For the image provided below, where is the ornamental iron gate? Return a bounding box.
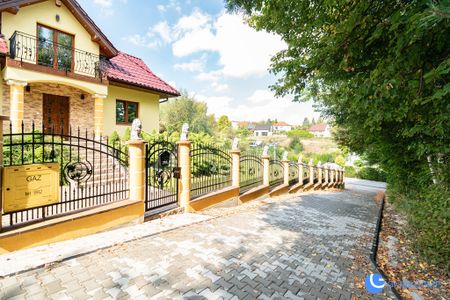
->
[145,140,179,212]
[269,160,284,188]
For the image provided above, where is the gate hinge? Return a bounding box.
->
[173,167,181,179]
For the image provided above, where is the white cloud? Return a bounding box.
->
[93,0,127,16]
[152,21,173,43]
[157,0,181,14]
[192,89,319,124]
[170,10,286,78]
[122,34,158,49]
[174,60,204,72]
[195,70,222,82]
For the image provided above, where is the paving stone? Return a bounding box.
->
[0,179,394,300]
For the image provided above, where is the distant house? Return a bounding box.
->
[254,124,273,137]
[231,121,239,129]
[273,121,292,132]
[309,123,331,137]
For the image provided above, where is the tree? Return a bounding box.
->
[302,117,310,128]
[226,0,450,264]
[217,115,232,132]
[311,118,316,125]
[160,93,215,135]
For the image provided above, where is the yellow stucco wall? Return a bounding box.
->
[2,0,99,57]
[104,85,160,137]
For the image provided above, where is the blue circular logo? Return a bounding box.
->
[365,274,385,294]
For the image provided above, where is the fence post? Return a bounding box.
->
[262,153,270,186]
[177,138,191,211]
[298,156,303,186]
[330,168,335,187]
[282,161,289,186]
[317,162,323,187]
[309,160,314,184]
[0,115,8,231]
[127,139,146,203]
[324,166,329,188]
[231,149,240,188]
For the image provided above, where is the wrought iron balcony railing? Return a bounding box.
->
[9,31,107,79]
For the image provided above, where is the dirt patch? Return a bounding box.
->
[377,198,449,299]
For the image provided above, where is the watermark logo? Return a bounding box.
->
[365,274,385,294]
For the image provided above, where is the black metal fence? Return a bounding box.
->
[288,162,299,185]
[190,143,232,199]
[2,121,129,229]
[145,140,179,212]
[240,151,263,193]
[269,160,284,187]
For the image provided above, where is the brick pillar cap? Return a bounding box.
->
[0,115,9,121]
[230,149,241,154]
[126,139,146,145]
[261,155,270,159]
[176,140,191,146]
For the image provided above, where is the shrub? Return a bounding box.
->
[357,167,387,182]
[287,129,314,139]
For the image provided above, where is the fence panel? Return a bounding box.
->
[240,152,263,193]
[269,160,284,187]
[2,121,129,229]
[288,162,299,185]
[145,140,179,212]
[190,144,231,199]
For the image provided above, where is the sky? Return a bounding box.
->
[78,0,320,125]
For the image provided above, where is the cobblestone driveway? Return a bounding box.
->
[0,179,394,299]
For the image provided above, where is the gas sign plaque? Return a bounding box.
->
[3,163,60,213]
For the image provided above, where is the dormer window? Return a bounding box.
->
[37,24,74,72]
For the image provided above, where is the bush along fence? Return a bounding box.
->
[0,121,344,252]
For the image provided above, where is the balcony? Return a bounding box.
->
[9,31,107,80]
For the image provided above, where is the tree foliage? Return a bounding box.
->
[226,0,450,264]
[160,93,215,135]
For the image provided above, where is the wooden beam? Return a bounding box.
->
[5,6,19,14]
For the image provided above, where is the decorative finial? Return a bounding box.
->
[282,151,288,161]
[298,155,303,164]
[318,161,322,167]
[309,159,313,166]
[180,123,189,141]
[232,137,239,150]
[130,119,142,140]
[262,145,269,156]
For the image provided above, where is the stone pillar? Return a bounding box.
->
[324,166,329,187]
[298,156,304,186]
[309,160,314,184]
[94,94,107,139]
[177,140,191,210]
[7,80,27,133]
[330,168,335,186]
[127,140,146,203]
[282,160,289,185]
[262,154,270,186]
[231,150,240,187]
[0,115,9,231]
[317,162,323,186]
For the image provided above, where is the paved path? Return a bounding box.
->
[0,179,394,299]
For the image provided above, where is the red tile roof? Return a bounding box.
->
[104,52,180,97]
[309,123,328,132]
[0,35,8,55]
[274,121,291,126]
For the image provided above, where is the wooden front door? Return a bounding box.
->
[43,94,69,134]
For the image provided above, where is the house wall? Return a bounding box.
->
[104,85,160,137]
[2,0,100,58]
[1,81,94,132]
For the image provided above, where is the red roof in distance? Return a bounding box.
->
[274,121,291,126]
[309,123,328,132]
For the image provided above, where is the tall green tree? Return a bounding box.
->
[226,0,450,264]
[302,117,310,128]
[160,93,215,135]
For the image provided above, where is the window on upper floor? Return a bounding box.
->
[116,100,139,125]
[37,24,74,72]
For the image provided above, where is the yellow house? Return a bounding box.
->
[0,0,179,137]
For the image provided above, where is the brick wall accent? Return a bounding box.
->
[2,82,94,132]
